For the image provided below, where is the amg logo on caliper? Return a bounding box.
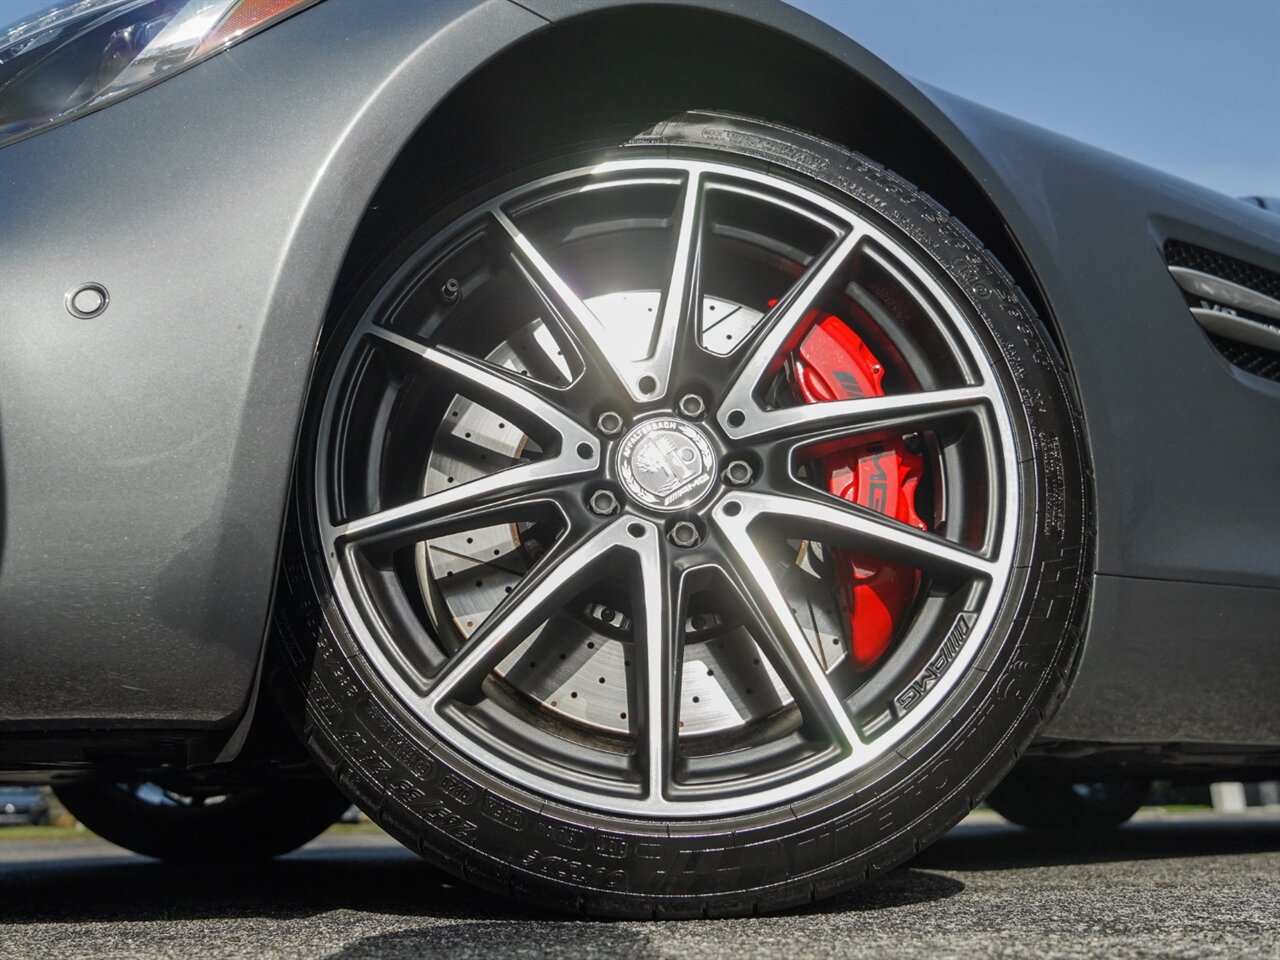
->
[832,368,865,398]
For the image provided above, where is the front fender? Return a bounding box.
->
[0,0,545,728]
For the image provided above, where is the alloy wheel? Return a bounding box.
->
[314,157,1019,818]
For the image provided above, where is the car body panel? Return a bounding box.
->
[0,0,543,727]
[1050,575,1280,745]
[0,0,1275,754]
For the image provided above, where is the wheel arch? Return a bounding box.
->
[323,3,1058,346]
[243,0,1086,754]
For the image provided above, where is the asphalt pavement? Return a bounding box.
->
[1,810,1277,960]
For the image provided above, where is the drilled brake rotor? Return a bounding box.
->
[415,291,849,738]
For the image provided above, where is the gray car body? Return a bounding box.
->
[0,0,1276,770]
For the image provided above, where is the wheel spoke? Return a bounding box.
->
[734,489,998,582]
[716,227,863,429]
[631,535,684,805]
[333,324,600,551]
[363,324,592,449]
[333,463,569,552]
[712,505,864,754]
[424,517,640,708]
[490,208,643,403]
[646,169,705,396]
[725,384,993,444]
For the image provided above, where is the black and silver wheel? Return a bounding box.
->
[54,778,350,862]
[987,777,1150,830]
[275,112,1089,915]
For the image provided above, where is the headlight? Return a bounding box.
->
[0,0,322,149]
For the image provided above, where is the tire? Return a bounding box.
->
[54,779,351,863]
[987,777,1150,830]
[272,111,1091,916]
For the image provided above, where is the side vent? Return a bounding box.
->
[1165,240,1280,382]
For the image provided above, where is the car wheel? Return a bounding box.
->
[273,111,1090,916]
[53,779,350,862]
[986,777,1151,830]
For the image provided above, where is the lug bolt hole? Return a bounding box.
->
[576,442,594,460]
[727,409,746,428]
[638,375,658,395]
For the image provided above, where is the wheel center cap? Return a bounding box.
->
[616,417,716,511]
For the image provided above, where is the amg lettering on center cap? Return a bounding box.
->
[616,417,715,511]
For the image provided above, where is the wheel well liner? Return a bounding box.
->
[329,6,1051,335]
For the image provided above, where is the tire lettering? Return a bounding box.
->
[518,849,627,889]
[439,773,478,806]
[534,822,589,851]
[481,795,528,832]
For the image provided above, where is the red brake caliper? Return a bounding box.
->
[789,315,926,670]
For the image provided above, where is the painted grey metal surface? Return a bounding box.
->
[918,86,1280,587]
[0,0,1275,750]
[0,0,543,726]
[1049,575,1280,745]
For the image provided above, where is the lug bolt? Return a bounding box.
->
[668,520,701,548]
[722,459,754,486]
[438,277,460,304]
[597,411,624,436]
[677,394,706,419]
[588,489,620,517]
